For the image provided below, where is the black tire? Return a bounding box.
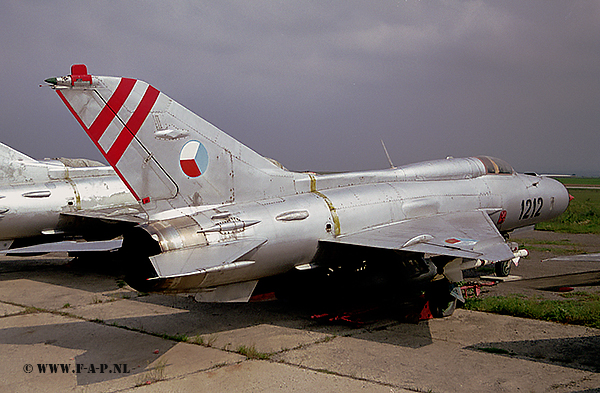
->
[495,260,511,277]
[428,279,459,318]
[431,296,457,318]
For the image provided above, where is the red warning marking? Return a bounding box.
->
[497,210,507,225]
[445,238,460,244]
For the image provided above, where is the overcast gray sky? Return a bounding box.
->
[1,1,599,175]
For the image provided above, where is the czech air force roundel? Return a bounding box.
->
[180,140,208,177]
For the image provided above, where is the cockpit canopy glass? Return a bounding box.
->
[476,156,514,175]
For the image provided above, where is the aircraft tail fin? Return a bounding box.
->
[47,65,299,212]
[0,142,37,164]
[0,142,46,184]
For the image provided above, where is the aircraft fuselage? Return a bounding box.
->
[132,157,569,293]
[0,159,137,249]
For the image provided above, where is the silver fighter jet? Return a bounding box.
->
[45,65,570,314]
[0,141,138,253]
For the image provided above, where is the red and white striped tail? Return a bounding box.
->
[48,65,299,211]
[54,66,177,205]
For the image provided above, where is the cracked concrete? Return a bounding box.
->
[0,244,599,392]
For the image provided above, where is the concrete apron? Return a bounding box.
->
[0,261,599,392]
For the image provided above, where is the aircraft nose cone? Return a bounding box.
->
[546,177,571,219]
[45,77,58,85]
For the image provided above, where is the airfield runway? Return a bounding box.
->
[1,231,599,392]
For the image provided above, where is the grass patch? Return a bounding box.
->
[190,334,218,347]
[236,345,271,360]
[557,177,600,186]
[22,306,43,314]
[536,189,600,234]
[159,333,188,342]
[465,294,600,329]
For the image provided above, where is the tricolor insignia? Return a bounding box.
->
[444,238,478,246]
[180,140,209,177]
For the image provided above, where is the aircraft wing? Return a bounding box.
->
[322,210,514,262]
[1,239,123,254]
[0,208,143,255]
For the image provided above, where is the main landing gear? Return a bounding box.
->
[427,278,464,318]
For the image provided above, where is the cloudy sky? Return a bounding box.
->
[1,1,599,175]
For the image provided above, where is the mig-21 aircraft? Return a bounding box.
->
[44,65,570,315]
[0,141,138,253]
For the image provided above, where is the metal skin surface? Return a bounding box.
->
[46,65,570,302]
[0,142,137,250]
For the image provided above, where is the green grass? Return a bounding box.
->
[464,292,600,329]
[159,333,188,342]
[236,345,271,360]
[556,177,600,186]
[536,189,600,234]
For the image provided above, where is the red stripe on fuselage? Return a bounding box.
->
[106,85,160,166]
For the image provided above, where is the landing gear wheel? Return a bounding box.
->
[431,296,457,318]
[495,260,511,277]
[428,279,460,318]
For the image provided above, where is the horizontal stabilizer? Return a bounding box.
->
[324,210,514,262]
[1,239,123,254]
[149,238,267,279]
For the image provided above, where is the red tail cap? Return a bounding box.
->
[70,64,92,85]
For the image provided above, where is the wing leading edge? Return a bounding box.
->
[322,210,514,262]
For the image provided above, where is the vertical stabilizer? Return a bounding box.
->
[47,65,300,213]
[0,142,48,184]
